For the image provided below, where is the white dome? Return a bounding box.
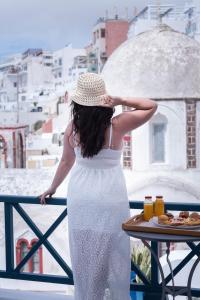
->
[102,24,200,99]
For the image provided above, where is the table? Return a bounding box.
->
[126,231,200,300]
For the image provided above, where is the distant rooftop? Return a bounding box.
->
[95,15,128,25]
[129,3,197,24]
[22,48,43,59]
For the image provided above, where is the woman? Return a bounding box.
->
[39,73,157,300]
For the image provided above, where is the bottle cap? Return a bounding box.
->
[145,196,152,199]
[156,195,163,198]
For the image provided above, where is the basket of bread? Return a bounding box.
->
[152,211,200,229]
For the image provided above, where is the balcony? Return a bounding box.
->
[0,195,200,299]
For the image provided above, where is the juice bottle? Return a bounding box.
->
[143,196,153,221]
[154,195,165,216]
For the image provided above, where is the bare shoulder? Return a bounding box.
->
[111,116,124,139]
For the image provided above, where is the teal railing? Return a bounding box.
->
[1,195,200,299]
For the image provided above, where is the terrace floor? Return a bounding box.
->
[0,288,73,300]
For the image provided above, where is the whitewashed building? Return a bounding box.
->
[0,49,54,113]
[52,44,87,89]
[0,55,21,112]
[102,23,200,204]
[17,49,54,112]
[67,55,88,88]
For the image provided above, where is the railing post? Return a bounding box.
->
[4,202,14,272]
[143,241,164,300]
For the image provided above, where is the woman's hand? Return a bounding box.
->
[100,95,122,108]
[38,187,56,205]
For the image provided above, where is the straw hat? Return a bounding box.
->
[70,73,108,106]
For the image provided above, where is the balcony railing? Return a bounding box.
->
[0,195,200,299]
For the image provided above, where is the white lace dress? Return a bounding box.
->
[67,123,131,300]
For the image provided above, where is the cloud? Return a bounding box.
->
[0,0,189,58]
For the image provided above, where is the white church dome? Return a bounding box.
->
[102,24,200,99]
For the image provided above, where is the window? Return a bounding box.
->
[16,238,43,273]
[152,124,166,162]
[97,30,99,39]
[23,64,27,71]
[16,239,29,272]
[44,55,52,59]
[101,28,105,38]
[44,63,52,67]
[52,133,59,144]
[21,96,26,101]
[151,113,167,163]
[58,58,62,66]
[30,239,42,273]
[58,72,62,78]
[13,82,17,87]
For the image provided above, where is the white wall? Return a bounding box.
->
[26,57,53,91]
[132,101,186,171]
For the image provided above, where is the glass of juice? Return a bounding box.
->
[144,196,153,221]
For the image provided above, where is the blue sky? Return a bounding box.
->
[0,0,187,60]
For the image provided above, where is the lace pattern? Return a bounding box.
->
[67,129,131,299]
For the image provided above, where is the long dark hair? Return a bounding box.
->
[71,101,114,158]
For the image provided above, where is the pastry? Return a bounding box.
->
[165,212,174,219]
[179,211,189,218]
[189,212,200,220]
[157,212,200,227]
[158,215,170,225]
[169,217,185,226]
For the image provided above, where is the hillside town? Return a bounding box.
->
[0,1,200,171]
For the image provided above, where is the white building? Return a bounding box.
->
[88,16,129,73]
[0,67,18,112]
[0,49,54,113]
[102,23,200,204]
[52,44,87,89]
[67,55,88,88]
[128,1,200,42]
[18,48,54,112]
[0,55,21,112]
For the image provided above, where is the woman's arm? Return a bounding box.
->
[102,96,157,134]
[39,122,75,204]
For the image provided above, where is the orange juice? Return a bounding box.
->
[154,196,165,216]
[144,196,153,221]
